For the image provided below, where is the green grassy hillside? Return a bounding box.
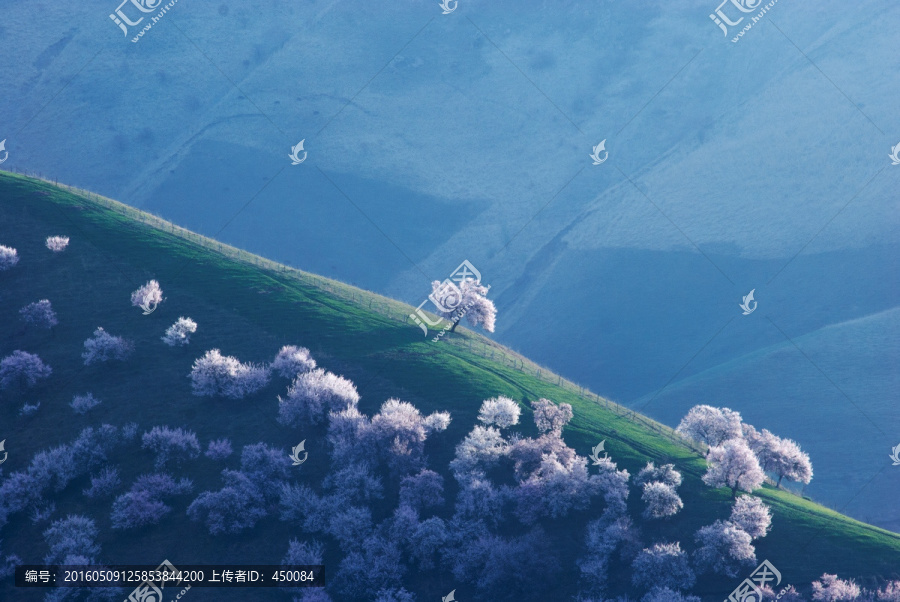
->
[1,170,897,601]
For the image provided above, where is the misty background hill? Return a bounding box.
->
[1,0,897,530]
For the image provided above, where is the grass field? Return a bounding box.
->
[1,170,897,601]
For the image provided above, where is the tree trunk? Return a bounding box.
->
[776,474,784,488]
[731,485,739,499]
[449,320,459,333]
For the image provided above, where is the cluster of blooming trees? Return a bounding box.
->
[70,392,102,414]
[635,462,683,520]
[677,404,813,496]
[189,349,270,398]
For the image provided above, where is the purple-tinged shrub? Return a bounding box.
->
[131,279,164,313]
[641,482,683,519]
[30,502,56,524]
[45,236,70,252]
[82,327,133,365]
[239,442,290,494]
[0,350,52,390]
[142,426,201,468]
[190,349,270,399]
[278,368,359,426]
[641,587,701,602]
[162,317,197,347]
[633,462,683,489]
[272,345,316,378]
[367,399,431,474]
[811,574,862,601]
[19,401,40,416]
[877,582,900,601]
[327,407,370,465]
[0,541,21,580]
[577,513,638,596]
[70,392,101,415]
[374,588,417,602]
[478,396,521,428]
[631,542,695,591]
[399,469,444,512]
[29,445,78,492]
[693,520,756,578]
[282,539,325,595]
[0,245,19,270]
[0,471,44,514]
[333,535,405,600]
[531,398,573,434]
[730,495,772,539]
[424,410,451,434]
[408,516,448,570]
[450,425,508,475]
[322,463,383,503]
[43,515,99,564]
[515,454,602,524]
[19,300,58,329]
[205,438,233,461]
[121,422,139,441]
[70,424,123,472]
[187,470,267,535]
[110,473,193,530]
[83,467,121,499]
[326,506,374,552]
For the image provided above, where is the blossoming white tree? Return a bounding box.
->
[190,349,270,399]
[641,481,683,519]
[130,279,164,313]
[811,574,862,601]
[746,426,813,488]
[702,438,765,498]
[0,245,19,270]
[277,367,359,426]
[729,495,772,539]
[477,396,521,429]
[531,398,574,434]
[634,462,683,489]
[45,236,69,252]
[693,519,756,577]
[676,405,743,448]
[429,278,496,333]
[631,542,695,591]
[19,300,58,330]
[272,345,317,378]
[161,317,197,347]
[82,327,133,365]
